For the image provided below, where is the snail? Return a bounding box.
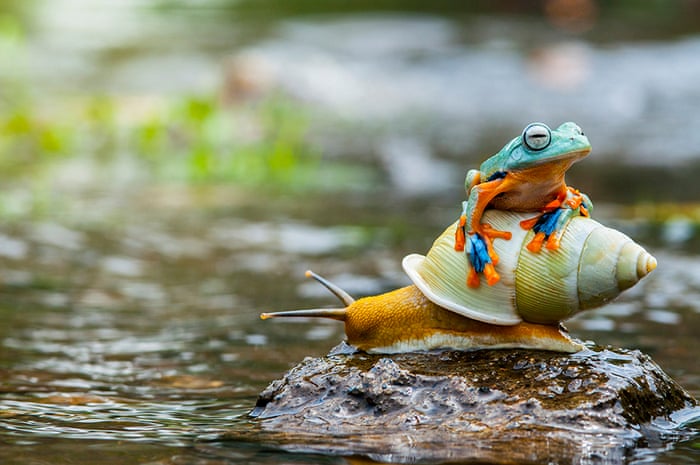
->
[261,209,656,353]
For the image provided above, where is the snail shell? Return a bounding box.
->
[403,209,656,326]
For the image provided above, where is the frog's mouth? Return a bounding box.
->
[530,147,591,166]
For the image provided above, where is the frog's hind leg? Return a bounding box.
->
[521,188,592,253]
[480,223,512,265]
[565,188,593,217]
[528,209,566,252]
[546,189,593,250]
[462,209,511,288]
[519,196,559,252]
[466,232,500,287]
[463,176,515,247]
[456,176,516,286]
[455,207,510,287]
[544,204,586,250]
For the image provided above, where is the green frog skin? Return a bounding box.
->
[454,122,592,287]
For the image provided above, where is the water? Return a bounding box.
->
[1,1,700,463]
[0,188,697,464]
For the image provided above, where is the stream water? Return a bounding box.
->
[1,1,700,464]
[0,188,698,464]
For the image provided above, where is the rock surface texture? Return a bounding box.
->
[245,343,699,464]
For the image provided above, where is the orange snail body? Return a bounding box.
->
[261,273,583,354]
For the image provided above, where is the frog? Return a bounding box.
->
[454,122,592,288]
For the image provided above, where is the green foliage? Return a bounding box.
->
[0,5,322,193]
[0,4,377,216]
[0,89,324,191]
[0,104,72,176]
[129,93,321,188]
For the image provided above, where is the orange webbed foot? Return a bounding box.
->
[580,204,590,217]
[467,267,481,288]
[526,232,546,253]
[522,187,592,254]
[566,187,592,217]
[463,223,512,287]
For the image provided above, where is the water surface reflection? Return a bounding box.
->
[0,189,697,464]
[1,1,700,463]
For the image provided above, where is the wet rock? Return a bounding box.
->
[244,343,699,464]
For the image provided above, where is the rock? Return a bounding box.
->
[242,343,699,464]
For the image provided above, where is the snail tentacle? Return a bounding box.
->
[304,270,355,306]
[261,308,347,321]
[260,271,354,321]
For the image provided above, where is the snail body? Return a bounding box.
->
[261,210,656,354]
[262,276,584,353]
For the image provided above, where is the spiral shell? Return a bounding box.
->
[402,210,656,326]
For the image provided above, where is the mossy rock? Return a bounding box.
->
[241,343,699,464]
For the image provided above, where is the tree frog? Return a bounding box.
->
[455,122,592,288]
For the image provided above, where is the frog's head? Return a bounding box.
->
[490,122,591,172]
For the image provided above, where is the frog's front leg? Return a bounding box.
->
[455,168,483,252]
[520,187,592,252]
[465,223,512,287]
[455,175,514,287]
[464,169,481,195]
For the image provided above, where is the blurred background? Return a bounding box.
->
[0,1,699,464]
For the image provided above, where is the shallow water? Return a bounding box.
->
[1,1,700,463]
[0,188,698,464]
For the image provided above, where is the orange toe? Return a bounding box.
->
[467,268,481,288]
[545,234,561,250]
[543,198,562,211]
[527,232,546,253]
[455,228,466,252]
[520,216,540,230]
[483,263,500,286]
[454,215,467,251]
[482,223,512,240]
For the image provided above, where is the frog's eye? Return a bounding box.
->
[522,123,551,151]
